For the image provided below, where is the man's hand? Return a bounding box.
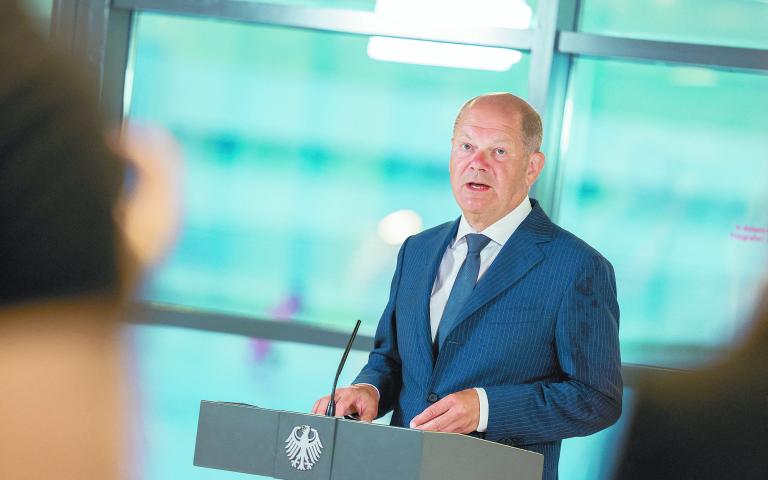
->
[409,388,480,434]
[311,384,379,422]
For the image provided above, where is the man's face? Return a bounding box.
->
[449,101,543,228]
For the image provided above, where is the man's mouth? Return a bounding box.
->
[466,182,491,192]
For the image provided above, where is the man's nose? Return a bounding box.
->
[470,150,489,170]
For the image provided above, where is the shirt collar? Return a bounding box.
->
[454,195,532,248]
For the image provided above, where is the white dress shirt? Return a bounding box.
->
[429,196,532,432]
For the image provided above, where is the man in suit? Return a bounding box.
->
[312,93,622,479]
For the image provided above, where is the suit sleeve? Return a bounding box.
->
[483,254,623,444]
[352,238,407,418]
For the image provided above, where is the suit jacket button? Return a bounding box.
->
[427,393,439,403]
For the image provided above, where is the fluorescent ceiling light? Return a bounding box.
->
[367,0,532,71]
[368,37,523,71]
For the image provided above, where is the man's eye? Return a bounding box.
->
[461,143,472,151]
[495,148,506,155]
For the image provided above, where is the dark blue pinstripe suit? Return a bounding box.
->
[354,199,622,480]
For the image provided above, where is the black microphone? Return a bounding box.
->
[325,319,362,417]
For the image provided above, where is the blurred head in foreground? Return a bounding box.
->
[616,290,768,479]
[0,1,180,478]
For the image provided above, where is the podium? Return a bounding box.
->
[194,400,543,480]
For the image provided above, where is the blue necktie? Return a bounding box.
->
[436,233,492,350]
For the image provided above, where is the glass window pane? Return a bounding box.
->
[579,0,768,49]
[557,58,768,367]
[127,13,530,334]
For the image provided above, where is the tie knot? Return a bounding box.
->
[465,233,491,254]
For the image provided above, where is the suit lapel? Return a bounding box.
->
[438,202,554,344]
[417,219,460,367]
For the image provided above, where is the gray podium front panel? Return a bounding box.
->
[194,402,337,479]
[422,433,544,480]
[195,401,544,480]
[194,402,280,476]
[331,419,424,480]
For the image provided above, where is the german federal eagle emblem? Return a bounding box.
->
[285,425,323,471]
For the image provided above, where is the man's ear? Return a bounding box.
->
[113,124,182,272]
[526,151,545,185]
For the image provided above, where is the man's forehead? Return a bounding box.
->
[455,105,522,140]
[454,124,517,143]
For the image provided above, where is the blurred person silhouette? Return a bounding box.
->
[0,1,181,479]
[615,290,768,479]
